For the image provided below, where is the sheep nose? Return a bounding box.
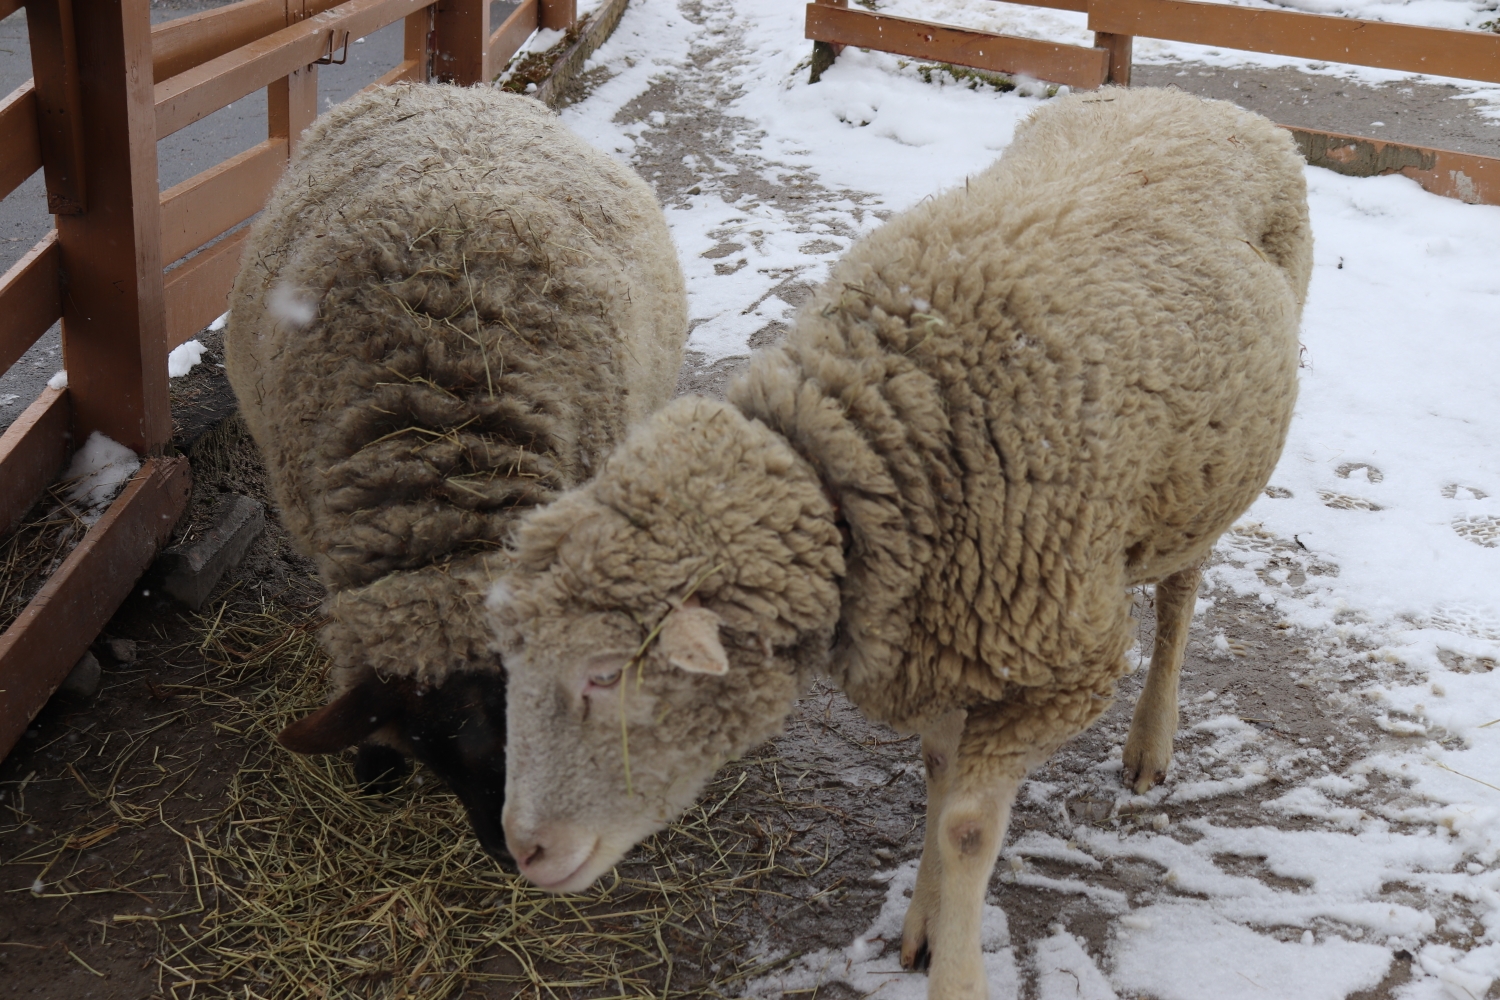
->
[504,820,597,891]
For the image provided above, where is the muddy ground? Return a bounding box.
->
[2,2,1496,997]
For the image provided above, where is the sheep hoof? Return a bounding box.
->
[354,743,410,795]
[1121,761,1168,795]
[903,938,932,973]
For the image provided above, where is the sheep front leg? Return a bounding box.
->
[1122,563,1203,793]
[901,709,966,971]
[925,761,1023,1000]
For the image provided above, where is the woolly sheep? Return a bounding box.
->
[489,87,1310,997]
[223,84,687,860]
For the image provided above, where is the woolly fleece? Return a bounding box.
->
[225,84,687,687]
[494,88,1309,843]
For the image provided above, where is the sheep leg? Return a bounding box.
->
[1122,563,1203,793]
[901,708,966,972]
[925,760,1024,1000]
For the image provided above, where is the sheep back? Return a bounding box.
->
[225,84,687,685]
[730,87,1310,730]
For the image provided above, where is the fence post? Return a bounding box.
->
[405,9,433,80]
[1093,31,1133,86]
[539,0,577,31]
[39,0,170,453]
[809,0,848,84]
[432,0,489,85]
[270,1,320,156]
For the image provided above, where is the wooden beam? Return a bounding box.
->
[995,0,1086,12]
[164,228,252,350]
[23,0,89,214]
[149,0,284,83]
[0,0,21,21]
[805,4,1109,90]
[159,137,284,264]
[432,0,489,84]
[489,0,537,71]
[0,82,42,203]
[0,388,70,538]
[0,456,190,764]
[1090,0,1500,85]
[59,0,171,454]
[154,0,432,139]
[1286,126,1500,207]
[0,232,60,377]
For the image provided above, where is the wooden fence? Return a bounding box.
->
[0,0,573,762]
[806,0,1500,206]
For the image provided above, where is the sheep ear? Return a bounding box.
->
[658,603,728,675]
[278,674,409,754]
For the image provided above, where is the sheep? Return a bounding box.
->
[489,87,1311,994]
[222,83,688,860]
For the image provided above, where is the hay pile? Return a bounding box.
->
[123,599,835,999]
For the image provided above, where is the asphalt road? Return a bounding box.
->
[0,5,409,430]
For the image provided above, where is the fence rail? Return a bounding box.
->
[806,0,1500,205]
[0,0,573,763]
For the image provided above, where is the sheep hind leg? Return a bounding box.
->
[924,760,1024,1000]
[901,709,966,972]
[1122,562,1203,794]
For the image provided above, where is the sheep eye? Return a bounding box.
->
[590,668,622,689]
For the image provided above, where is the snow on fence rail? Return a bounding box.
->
[806,0,1500,206]
[0,0,574,763]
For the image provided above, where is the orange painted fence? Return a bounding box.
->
[806,0,1500,206]
[0,0,571,762]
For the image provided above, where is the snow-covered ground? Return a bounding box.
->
[549,0,1500,995]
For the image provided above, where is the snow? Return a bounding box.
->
[62,431,141,522]
[557,0,1500,995]
[167,339,206,378]
[46,370,67,390]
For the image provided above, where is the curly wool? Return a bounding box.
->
[729,87,1311,740]
[498,88,1310,806]
[225,84,686,686]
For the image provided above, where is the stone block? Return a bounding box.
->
[158,494,265,610]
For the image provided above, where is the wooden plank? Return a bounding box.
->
[0,456,191,764]
[164,227,252,350]
[0,232,60,377]
[24,0,89,214]
[805,4,1109,90]
[1090,0,1500,85]
[0,0,21,21]
[159,137,284,263]
[149,0,284,83]
[60,0,171,454]
[368,56,424,88]
[489,0,537,70]
[432,0,489,84]
[0,388,69,538]
[0,82,42,203]
[1286,126,1500,207]
[154,0,432,139]
[991,0,1087,12]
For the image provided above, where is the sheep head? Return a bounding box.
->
[490,397,845,893]
[277,668,512,863]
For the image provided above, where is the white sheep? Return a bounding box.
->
[223,83,687,858]
[489,87,1311,996]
